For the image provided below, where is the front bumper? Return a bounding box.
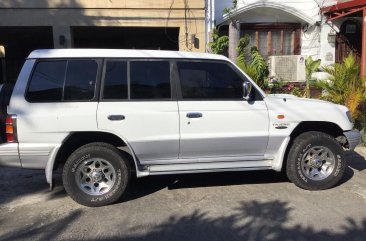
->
[0,143,21,167]
[344,130,361,150]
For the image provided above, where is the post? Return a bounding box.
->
[361,8,366,77]
[228,19,240,62]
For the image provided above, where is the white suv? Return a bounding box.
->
[0,49,360,206]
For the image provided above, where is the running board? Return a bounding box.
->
[147,160,272,175]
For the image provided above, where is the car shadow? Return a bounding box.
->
[120,170,289,203]
[345,150,366,171]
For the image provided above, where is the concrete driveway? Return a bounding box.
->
[1,147,366,241]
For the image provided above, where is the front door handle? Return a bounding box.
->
[186,112,203,118]
[108,115,125,121]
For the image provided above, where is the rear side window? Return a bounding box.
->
[177,61,243,99]
[26,60,98,102]
[27,61,66,102]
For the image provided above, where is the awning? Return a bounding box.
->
[322,0,366,21]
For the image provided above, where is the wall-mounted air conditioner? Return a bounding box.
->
[269,55,306,82]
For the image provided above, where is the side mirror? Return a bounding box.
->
[243,81,252,100]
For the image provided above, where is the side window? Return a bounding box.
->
[103,61,128,100]
[177,61,243,99]
[130,61,171,99]
[64,60,97,101]
[26,61,66,102]
[27,60,98,102]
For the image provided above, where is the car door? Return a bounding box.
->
[176,60,269,159]
[97,59,179,163]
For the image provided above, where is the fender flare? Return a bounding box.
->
[45,131,149,188]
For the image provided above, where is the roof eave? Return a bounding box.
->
[321,0,366,14]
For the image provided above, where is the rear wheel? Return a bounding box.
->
[62,142,130,207]
[286,131,346,190]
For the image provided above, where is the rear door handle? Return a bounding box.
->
[186,112,202,118]
[108,115,125,121]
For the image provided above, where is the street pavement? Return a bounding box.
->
[1,147,366,241]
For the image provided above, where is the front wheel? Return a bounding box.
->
[62,142,130,207]
[286,131,346,190]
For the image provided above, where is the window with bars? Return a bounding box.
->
[240,24,301,59]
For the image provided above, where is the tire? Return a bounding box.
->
[286,131,346,190]
[62,142,130,207]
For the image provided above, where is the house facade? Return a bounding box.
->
[209,0,365,76]
[0,0,206,83]
[1,0,364,84]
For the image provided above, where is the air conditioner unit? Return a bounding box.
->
[269,55,306,82]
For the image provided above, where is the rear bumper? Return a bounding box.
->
[0,143,21,167]
[344,130,361,150]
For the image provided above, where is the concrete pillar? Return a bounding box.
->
[52,26,72,48]
[228,20,240,62]
[361,9,366,77]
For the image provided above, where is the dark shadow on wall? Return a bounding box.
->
[0,0,181,83]
[0,0,87,83]
[1,200,366,241]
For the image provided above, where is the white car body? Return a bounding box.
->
[0,49,360,187]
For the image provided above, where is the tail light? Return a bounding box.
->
[5,114,17,143]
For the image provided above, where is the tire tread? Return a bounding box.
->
[62,142,130,207]
[286,131,345,190]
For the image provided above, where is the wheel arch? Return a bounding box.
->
[46,131,145,186]
[289,121,344,140]
[279,121,345,172]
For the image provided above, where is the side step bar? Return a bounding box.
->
[147,160,272,175]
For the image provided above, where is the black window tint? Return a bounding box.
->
[103,61,128,99]
[27,61,66,102]
[177,61,243,99]
[130,61,171,99]
[64,60,97,101]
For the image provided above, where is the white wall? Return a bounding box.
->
[319,24,336,66]
[215,0,320,24]
[213,0,338,64]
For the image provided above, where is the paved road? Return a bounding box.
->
[1,147,366,241]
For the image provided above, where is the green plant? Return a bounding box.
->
[236,35,250,57]
[291,87,303,97]
[316,54,366,130]
[265,79,284,94]
[209,28,229,55]
[237,46,269,89]
[305,56,321,97]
